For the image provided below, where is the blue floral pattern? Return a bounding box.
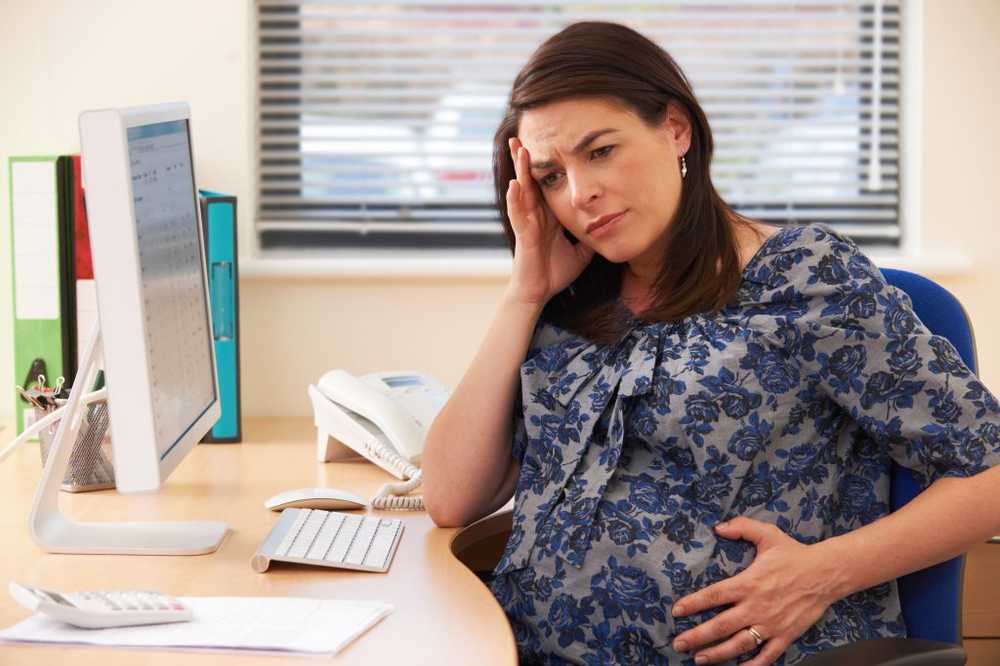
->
[489,223,1000,665]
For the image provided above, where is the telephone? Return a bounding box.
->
[307,369,450,510]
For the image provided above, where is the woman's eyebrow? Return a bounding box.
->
[529,128,620,170]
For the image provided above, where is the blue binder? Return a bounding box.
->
[198,190,241,442]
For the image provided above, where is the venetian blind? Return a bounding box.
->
[256,0,902,250]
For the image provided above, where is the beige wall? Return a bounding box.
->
[1,0,998,424]
[919,0,1000,388]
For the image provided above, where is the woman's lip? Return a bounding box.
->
[588,210,627,237]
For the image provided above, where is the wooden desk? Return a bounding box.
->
[963,541,1000,664]
[0,418,517,665]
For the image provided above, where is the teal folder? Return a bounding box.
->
[9,156,73,434]
[198,190,241,442]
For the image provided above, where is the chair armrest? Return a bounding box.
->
[449,508,513,579]
[797,638,965,666]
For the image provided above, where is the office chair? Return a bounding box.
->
[450,268,976,666]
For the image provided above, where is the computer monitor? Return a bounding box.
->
[28,102,228,555]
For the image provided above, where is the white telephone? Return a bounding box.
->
[307,369,450,511]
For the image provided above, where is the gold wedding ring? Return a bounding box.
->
[747,626,764,646]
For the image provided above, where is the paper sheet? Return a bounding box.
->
[0,596,393,656]
[11,160,60,321]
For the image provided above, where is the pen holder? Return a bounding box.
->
[36,400,116,492]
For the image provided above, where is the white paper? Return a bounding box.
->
[11,160,60,321]
[0,596,393,657]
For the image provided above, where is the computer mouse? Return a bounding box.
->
[264,487,368,512]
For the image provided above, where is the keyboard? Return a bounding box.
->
[251,508,404,574]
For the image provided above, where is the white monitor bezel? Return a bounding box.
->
[79,102,220,493]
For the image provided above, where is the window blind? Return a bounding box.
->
[256,0,902,250]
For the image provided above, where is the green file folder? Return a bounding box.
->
[9,156,72,434]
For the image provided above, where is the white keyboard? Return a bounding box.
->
[251,508,404,573]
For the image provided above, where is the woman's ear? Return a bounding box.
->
[661,103,692,157]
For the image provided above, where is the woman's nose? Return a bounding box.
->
[569,171,601,209]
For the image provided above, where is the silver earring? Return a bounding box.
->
[680,156,688,179]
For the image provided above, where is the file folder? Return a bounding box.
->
[69,154,97,382]
[8,156,73,434]
[56,155,78,380]
[198,190,242,442]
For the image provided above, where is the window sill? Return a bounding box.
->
[239,249,973,281]
[869,251,973,276]
[241,249,513,280]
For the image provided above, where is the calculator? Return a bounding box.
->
[9,582,192,629]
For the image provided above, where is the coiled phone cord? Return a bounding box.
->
[362,439,425,510]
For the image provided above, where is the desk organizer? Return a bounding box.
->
[36,400,115,492]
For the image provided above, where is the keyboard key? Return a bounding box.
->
[306,512,345,560]
[364,520,401,569]
[274,509,310,557]
[288,510,328,559]
[344,518,379,566]
[326,514,363,564]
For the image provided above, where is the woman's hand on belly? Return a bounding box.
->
[669,517,846,666]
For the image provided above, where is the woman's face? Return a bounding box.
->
[516,96,691,270]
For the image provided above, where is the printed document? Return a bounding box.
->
[0,596,393,656]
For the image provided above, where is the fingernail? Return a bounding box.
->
[674,640,688,652]
[715,522,728,530]
[672,604,685,616]
[695,655,708,665]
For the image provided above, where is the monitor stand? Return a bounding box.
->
[28,320,229,555]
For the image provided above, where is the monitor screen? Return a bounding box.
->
[126,120,216,460]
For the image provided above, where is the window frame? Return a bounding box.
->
[247,1,953,277]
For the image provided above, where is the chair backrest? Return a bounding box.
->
[880,268,978,645]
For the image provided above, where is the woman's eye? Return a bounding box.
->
[539,172,562,188]
[591,145,614,160]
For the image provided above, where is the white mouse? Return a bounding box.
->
[264,487,368,512]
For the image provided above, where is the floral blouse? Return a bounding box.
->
[488,223,1000,665]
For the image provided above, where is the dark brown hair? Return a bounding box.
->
[493,21,763,343]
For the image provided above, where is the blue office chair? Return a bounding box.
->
[799,267,974,665]
[451,268,976,665]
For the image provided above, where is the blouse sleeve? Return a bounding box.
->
[787,229,1000,488]
[509,319,553,465]
[510,385,529,464]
